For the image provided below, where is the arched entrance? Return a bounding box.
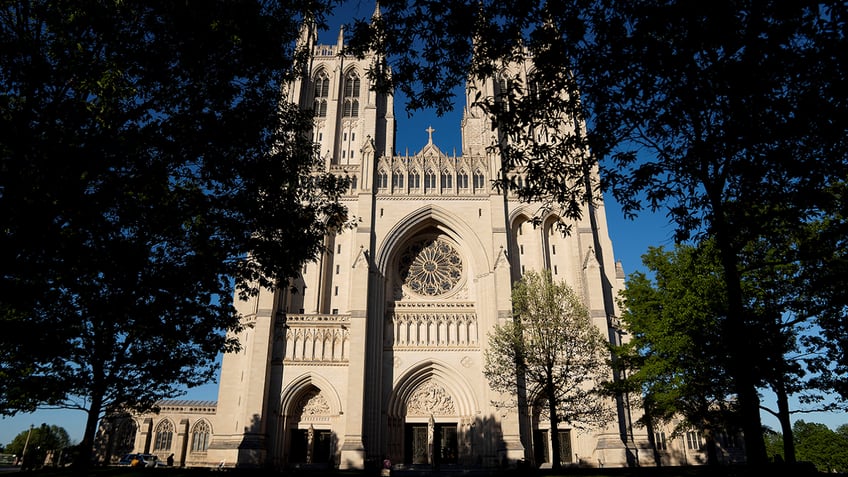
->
[277,375,342,469]
[386,362,477,468]
[287,389,335,466]
[403,381,459,466]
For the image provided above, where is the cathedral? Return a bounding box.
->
[96,12,742,471]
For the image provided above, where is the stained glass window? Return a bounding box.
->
[398,238,463,296]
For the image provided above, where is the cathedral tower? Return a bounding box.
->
[108,12,656,471]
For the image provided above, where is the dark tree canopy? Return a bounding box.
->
[0,0,345,467]
[348,1,848,465]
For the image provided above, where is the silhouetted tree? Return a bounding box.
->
[0,0,346,468]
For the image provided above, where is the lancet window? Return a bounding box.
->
[343,71,360,117]
[313,70,329,117]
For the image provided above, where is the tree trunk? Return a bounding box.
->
[644,417,663,467]
[547,380,561,470]
[712,206,768,466]
[775,380,796,464]
[74,391,103,470]
[704,428,719,466]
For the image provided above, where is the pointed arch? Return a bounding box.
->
[280,373,343,417]
[153,418,175,451]
[376,205,491,276]
[189,419,212,453]
[386,359,478,419]
[343,69,361,117]
[312,68,330,117]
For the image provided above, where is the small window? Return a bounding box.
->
[686,431,703,450]
[424,170,437,191]
[458,171,469,189]
[473,170,485,189]
[409,170,421,189]
[655,432,667,451]
[440,170,452,189]
[393,170,404,189]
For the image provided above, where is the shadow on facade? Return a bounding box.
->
[385,413,507,472]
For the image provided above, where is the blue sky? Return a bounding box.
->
[3,0,844,449]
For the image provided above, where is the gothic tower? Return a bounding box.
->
[203,13,641,471]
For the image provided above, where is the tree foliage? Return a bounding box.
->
[348,1,848,464]
[0,0,345,467]
[484,270,614,469]
[792,420,848,473]
[614,243,738,466]
[572,3,848,464]
[4,423,71,458]
[618,239,846,465]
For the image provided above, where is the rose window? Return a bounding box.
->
[398,238,463,297]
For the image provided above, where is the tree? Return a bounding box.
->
[484,270,614,470]
[617,238,845,465]
[614,243,739,466]
[573,3,848,465]
[348,2,848,465]
[5,423,71,467]
[793,420,848,473]
[0,0,346,468]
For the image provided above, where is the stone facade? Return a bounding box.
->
[97,16,744,471]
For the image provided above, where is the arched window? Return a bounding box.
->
[408,170,420,190]
[392,170,404,189]
[313,70,329,117]
[440,169,452,189]
[343,71,360,117]
[424,169,437,191]
[377,169,388,189]
[528,79,540,99]
[113,420,137,457]
[496,71,511,102]
[191,421,212,453]
[154,420,174,451]
[473,170,485,190]
[350,175,358,191]
[457,170,469,189]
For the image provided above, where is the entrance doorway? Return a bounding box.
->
[288,427,333,465]
[403,423,458,466]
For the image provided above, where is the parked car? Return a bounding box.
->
[117,453,165,467]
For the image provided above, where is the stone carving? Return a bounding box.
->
[297,390,331,419]
[406,381,456,416]
[387,312,478,348]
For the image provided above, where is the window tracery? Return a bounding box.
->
[398,238,462,297]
